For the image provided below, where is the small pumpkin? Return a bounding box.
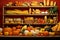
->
[19,33,22,36]
[12,27,16,31]
[43,31,49,36]
[24,30,29,36]
[9,32,13,36]
[3,26,12,33]
[16,29,21,32]
[27,32,32,36]
[37,33,41,36]
[0,28,3,32]
[0,32,3,35]
[40,33,44,36]
[16,25,22,29]
[29,25,33,30]
[4,32,9,36]
[13,30,19,35]
[27,27,32,31]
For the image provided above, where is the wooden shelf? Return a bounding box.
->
[3,23,57,25]
[30,6,55,8]
[4,14,58,16]
[4,6,28,8]
[4,6,55,8]
[0,35,60,37]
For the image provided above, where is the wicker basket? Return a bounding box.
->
[24,20,34,24]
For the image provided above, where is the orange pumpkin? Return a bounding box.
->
[37,33,41,36]
[12,27,16,31]
[13,30,19,35]
[40,33,44,36]
[0,32,3,35]
[3,26,12,33]
[43,31,49,36]
[19,33,22,36]
[9,32,13,36]
[16,25,22,29]
[27,27,32,31]
[29,26,33,29]
[16,29,21,32]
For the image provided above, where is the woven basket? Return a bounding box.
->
[24,20,34,24]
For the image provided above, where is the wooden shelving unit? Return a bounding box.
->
[2,6,58,37]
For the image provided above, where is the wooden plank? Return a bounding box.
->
[0,35,60,37]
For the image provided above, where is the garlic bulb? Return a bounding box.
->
[24,30,29,35]
[31,30,36,36]
[0,28,3,32]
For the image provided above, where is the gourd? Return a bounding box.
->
[13,30,19,35]
[27,32,32,36]
[12,27,16,31]
[0,32,3,35]
[16,25,22,29]
[16,29,21,33]
[4,32,9,36]
[3,26,12,32]
[43,31,49,36]
[24,30,29,36]
[9,32,13,36]
[0,28,3,32]
[27,27,32,31]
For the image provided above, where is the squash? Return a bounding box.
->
[13,30,19,35]
[40,33,44,36]
[16,25,22,29]
[0,28,3,32]
[37,33,41,36]
[0,32,3,35]
[4,32,9,36]
[27,27,32,31]
[9,32,13,36]
[3,26,12,33]
[27,32,32,36]
[12,27,16,31]
[16,29,21,32]
[22,25,27,30]
[31,30,36,36]
[35,29,40,34]
[43,31,49,36]
[24,30,29,36]
[19,33,22,36]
